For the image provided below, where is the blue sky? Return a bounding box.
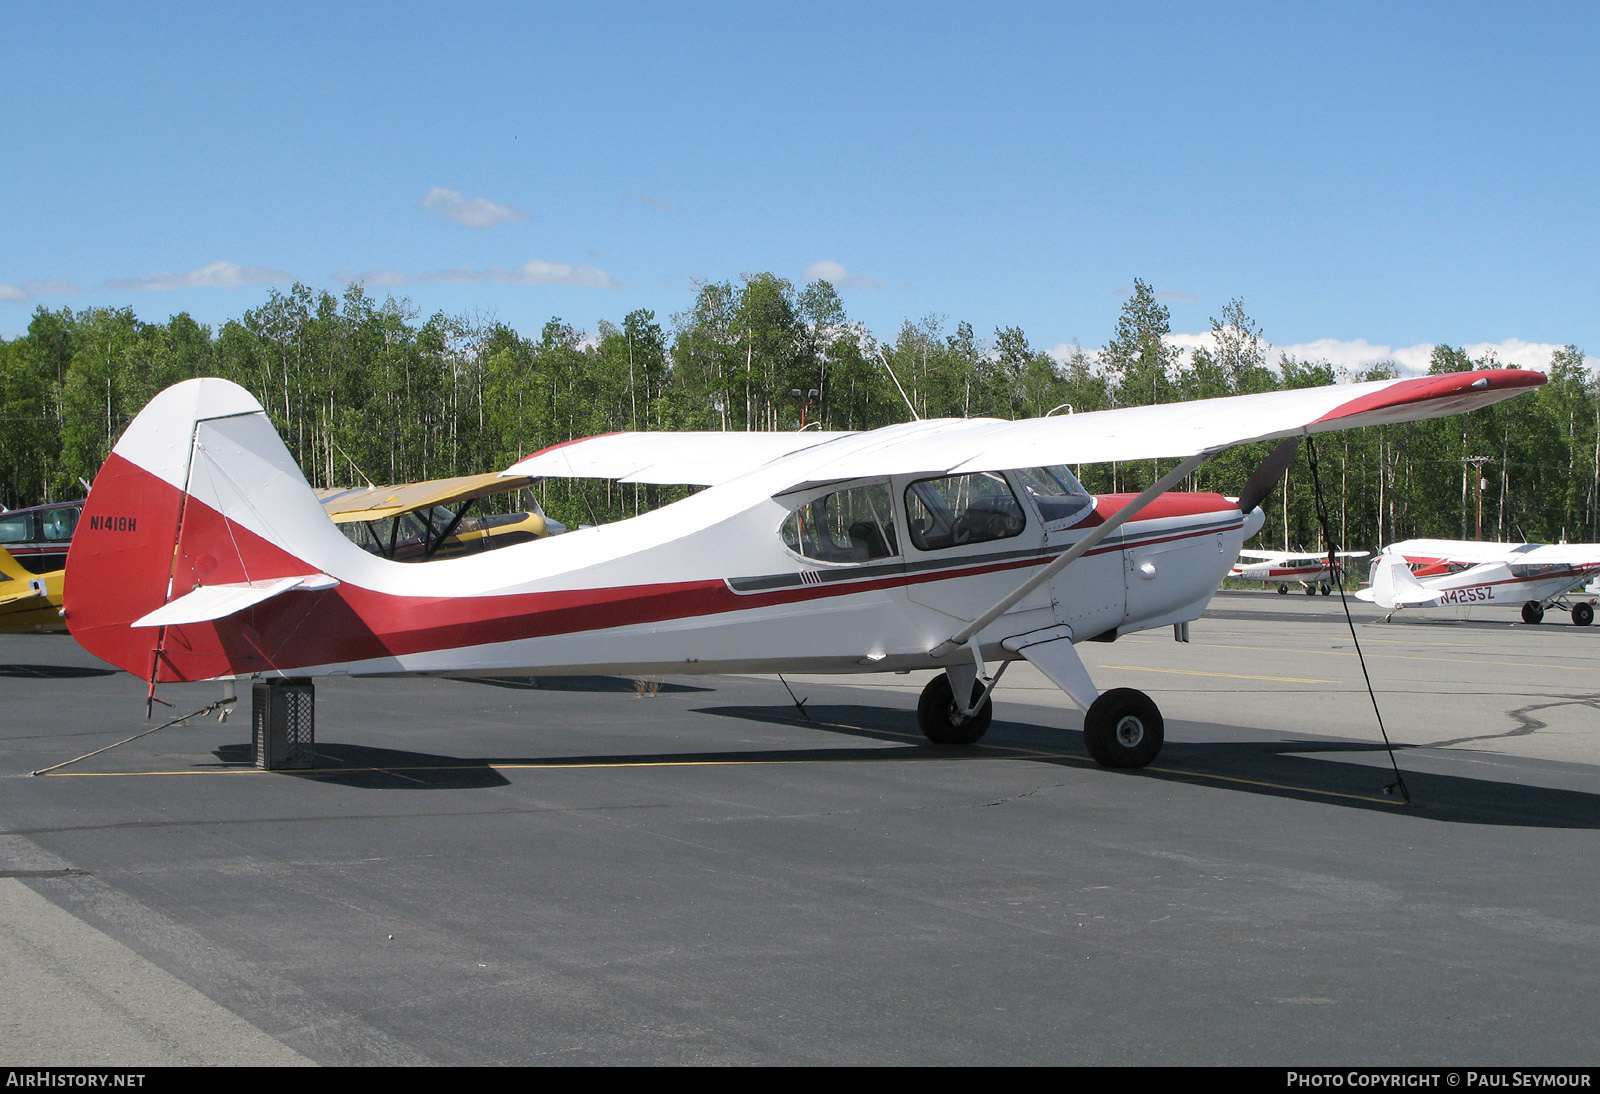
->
[4,2,1596,371]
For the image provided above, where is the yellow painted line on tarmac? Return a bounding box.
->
[1099,664,1337,684]
[26,740,1399,809]
[1155,640,1600,674]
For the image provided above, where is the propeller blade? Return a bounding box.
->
[1237,437,1300,513]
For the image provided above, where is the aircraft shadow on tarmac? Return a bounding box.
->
[702,702,1600,831]
[0,663,119,679]
[214,742,517,789]
[215,700,1600,829]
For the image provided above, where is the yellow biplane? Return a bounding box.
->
[314,473,562,561]
[0,543,64,633]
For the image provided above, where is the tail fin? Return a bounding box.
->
[1361,550,1437,610]
[65,379,355,682]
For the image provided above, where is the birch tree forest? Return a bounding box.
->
[2,275,1595,551]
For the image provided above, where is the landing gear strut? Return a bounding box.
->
[917,673,993,745]
[1082,688,1164,769]
[1522,601,1545,625]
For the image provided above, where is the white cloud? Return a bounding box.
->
[1158,333,1592,375]
[0,278,81,304]
[105,261,287,293]
[338,268,411,288]
[417,260,616,289]
[621,192,676,214]
[340,260,617,290]
[419,186,527,229]
[1460,338,1583,372]
[804,260,883,291]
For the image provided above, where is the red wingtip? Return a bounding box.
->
[1313,368,1545,426]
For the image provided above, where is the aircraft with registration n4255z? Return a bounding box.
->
[62,369,1542,769]
[1358,538,1600,626]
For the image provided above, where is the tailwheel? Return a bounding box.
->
[1082,688,1164,769]
[1522,601,1546,625]
[917,673,993,746]
[1573,602,1595,627]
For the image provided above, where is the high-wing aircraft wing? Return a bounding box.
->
[507,431,855,486]
[507,370,1542,489]
[1389,538,1600,568]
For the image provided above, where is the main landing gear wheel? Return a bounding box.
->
[1573,602,1595,627]
[1522,601,1546,625]
[1277,584,1289,595]
[917,674,993,746]
[1082,688,1164,769]
[1304,583,1316,595]
[1320,583,1331,596]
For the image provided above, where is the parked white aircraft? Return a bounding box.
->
[1230,549,1370,595]
[1357,538,1600,625]
[63,369,1540,769]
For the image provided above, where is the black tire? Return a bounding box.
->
[1277,584,1288,595]
[1573,602,1595,627]
[1320,583,1331,596]
[917,673,992,746]
[1522,601,1546,625]
[1082,688,1164,769]
[1304,583,1316,595]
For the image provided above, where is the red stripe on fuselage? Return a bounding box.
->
[67,460,1242,681]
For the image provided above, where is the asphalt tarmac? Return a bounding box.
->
[2,589,1598,1065]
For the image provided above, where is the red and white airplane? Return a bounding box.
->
[1357,538,1600,625]
[1230,549,1370,596]
[63,369,1541,769]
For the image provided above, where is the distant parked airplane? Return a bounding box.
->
[1230,549,1370,595]
[1357,539,1600,625]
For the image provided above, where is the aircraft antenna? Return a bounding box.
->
[875,349,921,421]
[1306,436,1411,805]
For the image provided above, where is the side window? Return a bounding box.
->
[904,472,1025,551]
[780,483,898,563]
[0,514,32,544]
[40,506,78,542]
[1013,465,1094,527]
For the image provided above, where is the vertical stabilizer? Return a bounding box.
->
[65,379,355,682]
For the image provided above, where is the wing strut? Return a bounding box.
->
[930,451,1212,658]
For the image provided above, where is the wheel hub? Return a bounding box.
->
[1114,716,1144,748]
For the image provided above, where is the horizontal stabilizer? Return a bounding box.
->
[132,574,338,628]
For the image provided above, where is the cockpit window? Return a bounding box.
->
[780,483,898,563]
[1013,465,1094,526]
[904,472,1025,551]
